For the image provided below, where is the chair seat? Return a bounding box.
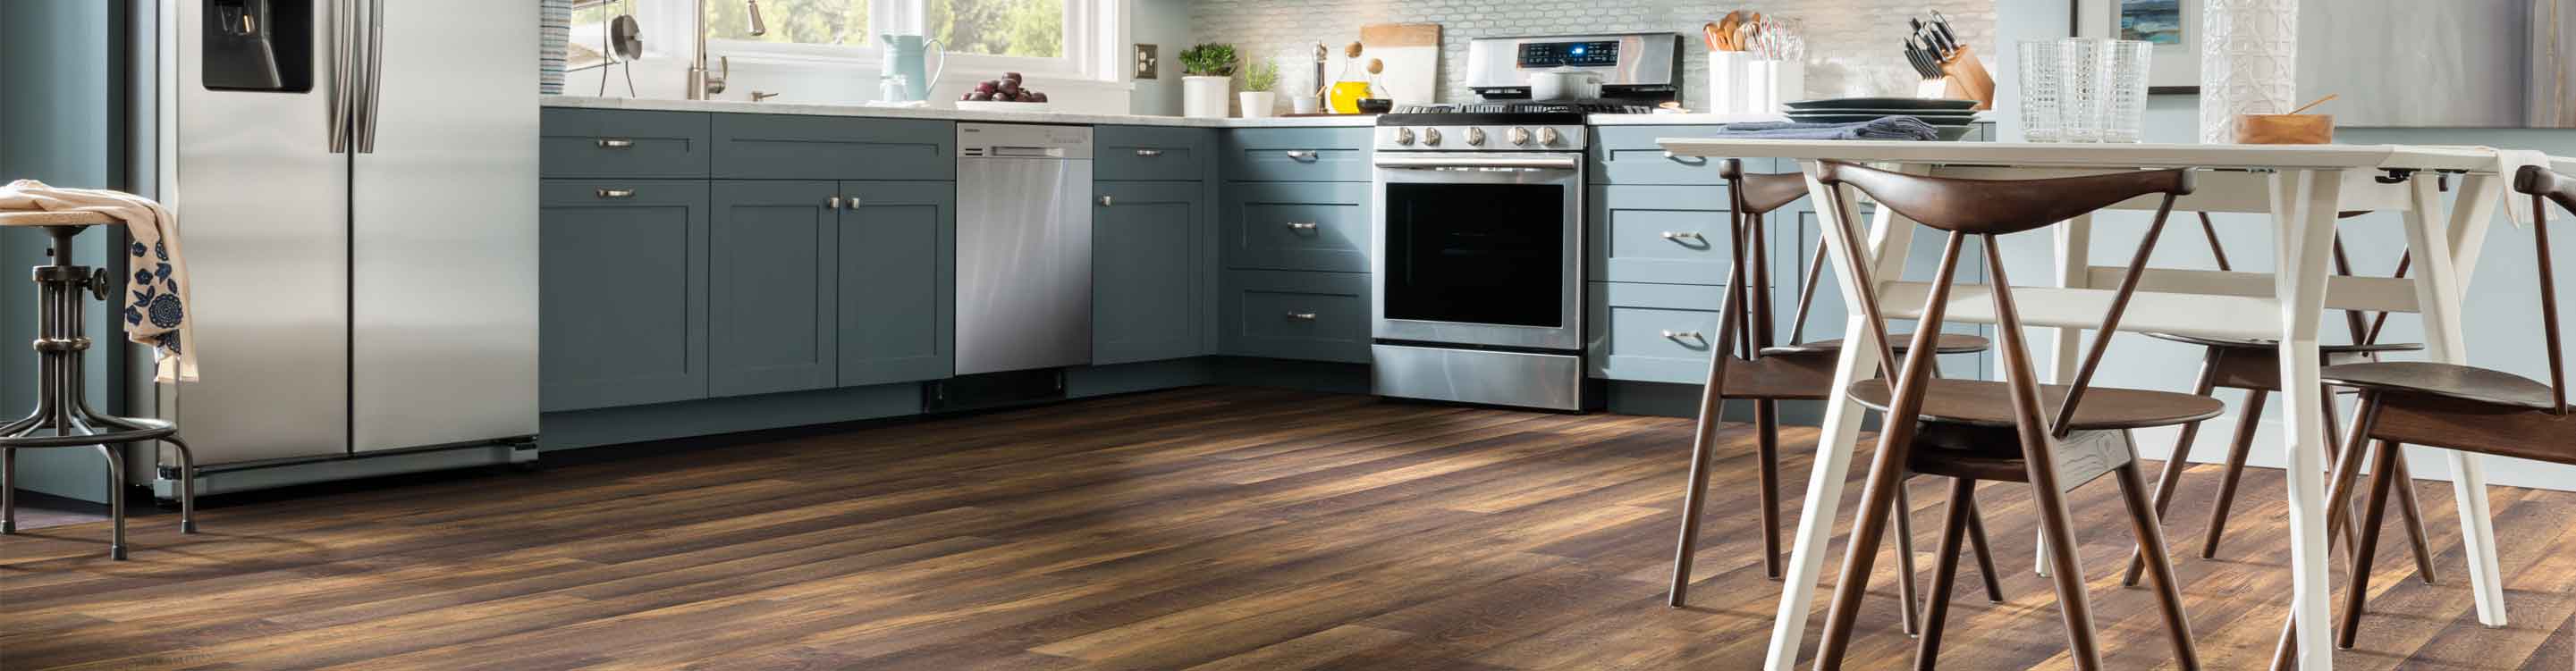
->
[0,211,117,227]
[1760,332,1990,356]
[1718,356,1840,400]
[2143,331,2422,355]
[1850,379,2225,431]
[2321,361,2563,411]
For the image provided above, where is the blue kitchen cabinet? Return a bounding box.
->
[1587,281,1730,383]
[712,114,955,180]
[1094,181,1206,365]
[1589,127,1763,185]
[1222,127,1374,182]
[538,180,711,412]
[1220,270,1372,363]
[837,181,957,386]
[540,108,712,179]
[1097,125,1215,182]
[1588,183,1739,285]
[709,180,841,397]
[1221,181,1372,273]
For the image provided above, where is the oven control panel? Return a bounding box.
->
[1517,40,1620,68]
[1374,124,1586,152]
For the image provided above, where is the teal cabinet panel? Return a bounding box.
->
[1587,281,1731,383]
[712,114,955,180]
[540,108,711,179]
[1094,181,1205,365]
[1590,184,1738,285]
[1220,270,1371,363]
[837,181,956,386]
[1097,126,1216,182]
[1588,127,1774,185]
[709,180,840,397]
[1221,181,1372,273]
[538,180,710,411]
[1223,128,1372,182]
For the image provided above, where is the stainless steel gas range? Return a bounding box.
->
[1368,33,1682,411]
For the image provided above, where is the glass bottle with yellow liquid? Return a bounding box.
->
[1325,43,1388,113]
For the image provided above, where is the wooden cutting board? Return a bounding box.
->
[1359,23,1440,105]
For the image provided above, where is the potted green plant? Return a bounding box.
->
[1177,43,1237,118]
[1238,59,1281,118]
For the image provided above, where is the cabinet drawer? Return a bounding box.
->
[1590,184,1739,285]
[1097,125,1214,181]
[1590,126,1778,185]
[541,108,711,179]
[1224,128,1372,182]
[1222,270,1371,363]
[1223,181,1371,273]
[1587,281,1731,383]
[713,114,954,180]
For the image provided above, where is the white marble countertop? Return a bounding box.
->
[543,96,1806,128]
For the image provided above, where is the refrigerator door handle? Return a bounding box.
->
[327,0,355,154]
[357,0,388,153]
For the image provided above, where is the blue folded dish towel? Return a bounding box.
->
[1717,116,1941,140]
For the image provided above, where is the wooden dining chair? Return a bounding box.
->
[1804,162,2212,670]
[1669,161,2005,630]
[2124,211,2439,589]
[2259,164,2576,667]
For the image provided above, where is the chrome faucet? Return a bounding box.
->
[689,0,767,100]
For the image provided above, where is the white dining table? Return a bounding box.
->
[1653,138,2576,670]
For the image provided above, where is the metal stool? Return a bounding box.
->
[0,210,197,559]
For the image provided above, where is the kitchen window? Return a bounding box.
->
[615,0,1117,81]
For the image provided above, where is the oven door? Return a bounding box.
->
[1372,152,1584,351]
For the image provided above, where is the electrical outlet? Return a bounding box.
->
[1134,44,1160,80]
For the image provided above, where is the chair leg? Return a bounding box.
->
[2,448,14,534]
[2386,446,2437,584]
[97,444,126,560]
[166,436,198,533]
[2320,389,2366,560]
[2116,460,2202,669]
[1914,477,1978,671]
[2202,389,2268,558]
[1964,497,2006,603]
[1667,398,1725,607]
[2339,440,2403,650]
[1895,485,1924,636]
[2030,474,2105,669]
[1757,399,1783,580]
[2127,351,2222,587]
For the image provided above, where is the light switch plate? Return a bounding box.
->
[1133,44,1159,80]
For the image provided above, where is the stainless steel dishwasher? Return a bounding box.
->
[954,123,1094,375]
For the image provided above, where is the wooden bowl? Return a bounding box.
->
[2234,113,2333,144]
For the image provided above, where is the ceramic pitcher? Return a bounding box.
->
[882,34,945,101]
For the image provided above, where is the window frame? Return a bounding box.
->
[642,0,1122,82]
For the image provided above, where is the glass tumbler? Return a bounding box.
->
[2057,38,2109,143]
[2099,39,2154,143]
[2017,40,2069,142]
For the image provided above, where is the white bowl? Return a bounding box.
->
[954,100,1052,113]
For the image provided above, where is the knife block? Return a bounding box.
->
[1937,45,1995,111]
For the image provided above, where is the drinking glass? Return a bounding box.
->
[2058,38,2108,143]
[2017,40,2068,142]
[2099,40,2154,142]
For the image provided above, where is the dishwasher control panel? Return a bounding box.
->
[958,122,1094,159]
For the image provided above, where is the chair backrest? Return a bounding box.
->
[1711,160,1814,364]
[1719,159,1812,216]
[2514,165,2572,414]
[1813,161,2193,438]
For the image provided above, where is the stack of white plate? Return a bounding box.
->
[1783,97,1980,140]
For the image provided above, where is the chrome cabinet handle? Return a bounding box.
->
[596,138,636,148]
[1661,330,1705,341]
[595,188,635,198]
[1099,195,1114,206]
[828,196,842,209]
[846,197,862,210]
[1660,231,1704,241]
[1284,150,1320,162]
[1285,312,1318,321]
[1284,222,1320,231]
[1134,149,1162,157]
[1661,151,1706,165]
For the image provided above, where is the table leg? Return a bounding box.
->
[2271,169,2344,670]
[2403,176,2508,626]
[2033,212,2094,578]
[1763,165,1909,671]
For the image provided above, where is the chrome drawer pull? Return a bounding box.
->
[1284,222,1320,231]
[828,196,843,209]
[1135,149,1163,157]
[596,138,635,148]
[846,197,862,210]
[1659,231,1704,241]
[1285,311,1318,321]
[595,188,636,198]
[1284,150,1320,162]
[1661,330,1704,341]
[1099,195,1114,207]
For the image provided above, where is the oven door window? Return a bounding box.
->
[1383,182,1565,328]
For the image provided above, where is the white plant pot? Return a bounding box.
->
[1182,76,1231,119]
[1237,91,1278,118]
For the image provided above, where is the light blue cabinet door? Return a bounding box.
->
[1222,128,1373,182]
[1094,181,1205,365]
[538,180,710,411]
[709,180,840,397]
[1220,270,1371,363]
[1097,126,1215,182]
[1588,128,1766,185]
[540,109,711,179]
[1589,184,1736,285]
[1221,181,1372,273]
[1587,281,1730,382]
[837,181,956,386]
[712,114,954,180]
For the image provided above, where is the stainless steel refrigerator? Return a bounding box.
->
[144,0,537,492]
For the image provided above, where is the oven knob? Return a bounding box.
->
[1539,127,1563,146]
[1509,127,1533,147]
[1394,127,1415,145]
[1465,127,1487,147]
[1422,128,1442,146]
